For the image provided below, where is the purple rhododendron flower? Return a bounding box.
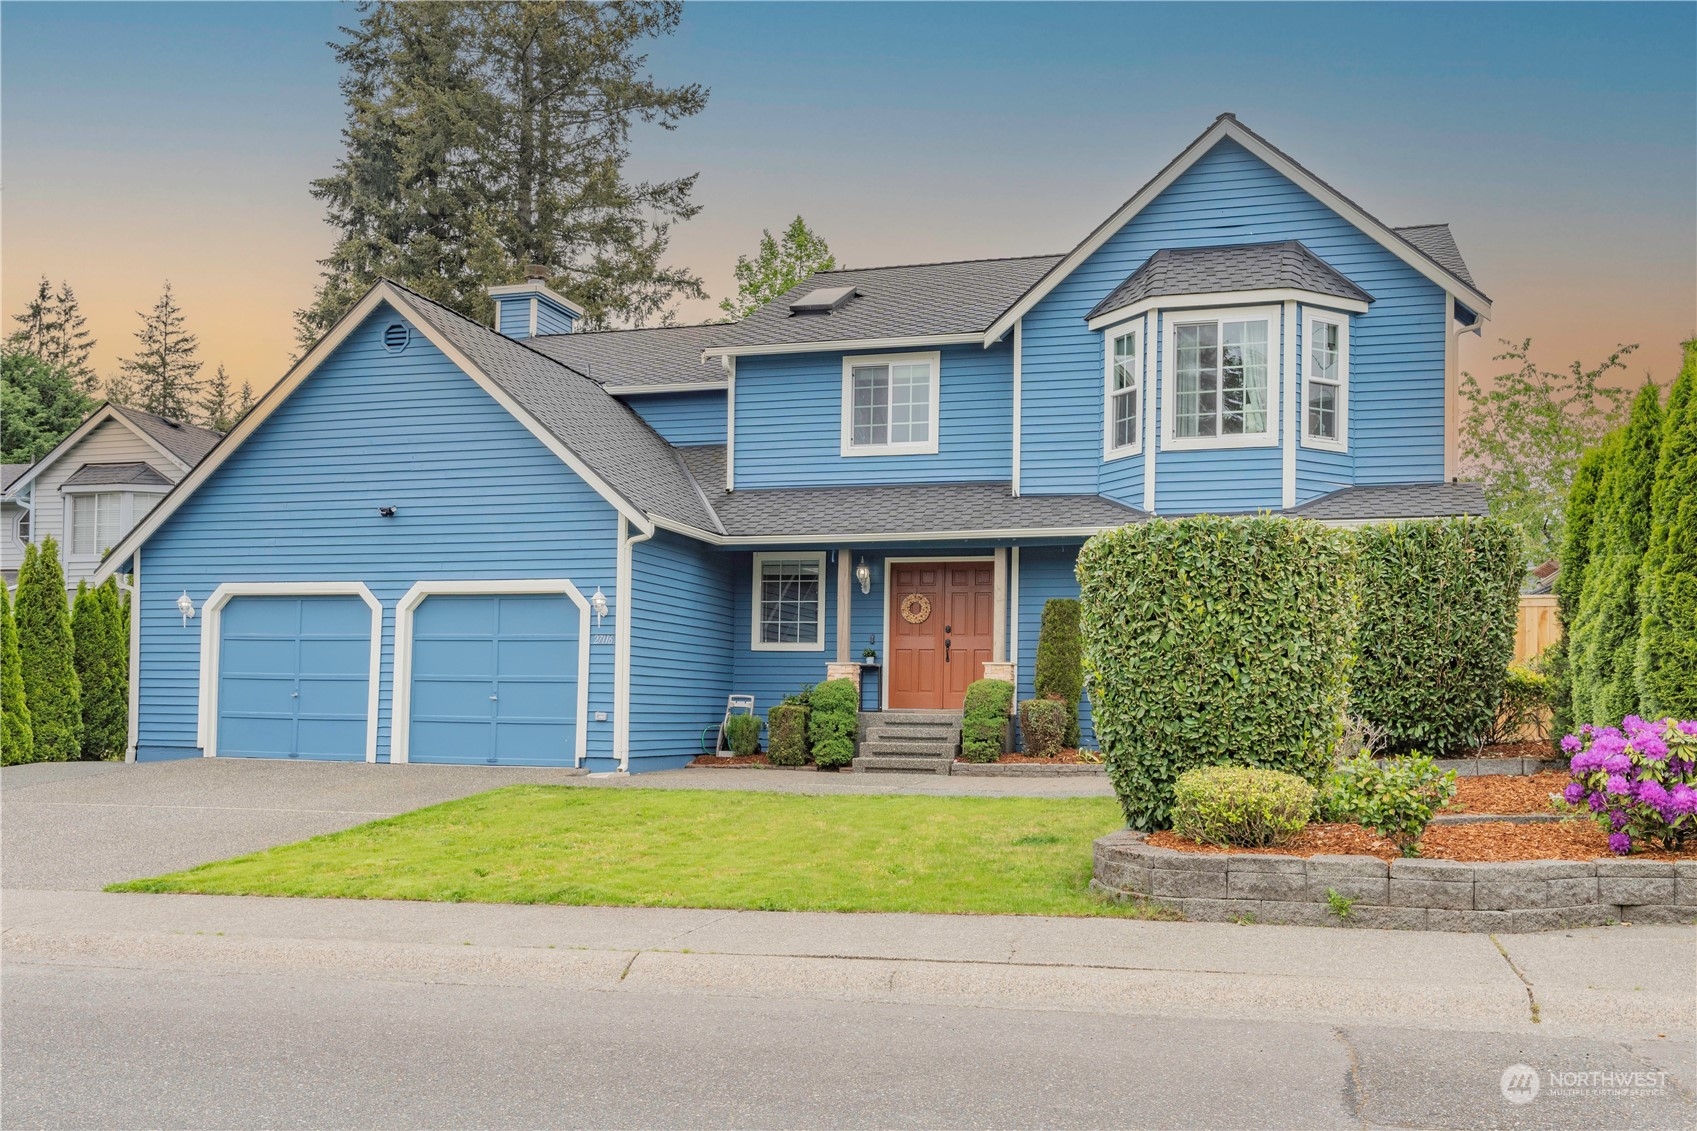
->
[1672,785,1697,815]
[1588,792,1606,812]
[1608,832,1632,855]
[1609,809,1629,830]
[1635,734,1670,760]
[1561,734,1583,754]
[1606,773,1631,795]
[1571,750,1604,772]
[1563,781,1586,805]
[1637,780,1670,807]
[1602,754,1633,774]
[1592,733,1628,759]
[1679,720,1697,737]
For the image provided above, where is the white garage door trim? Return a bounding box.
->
[391,579,592,767]
[196,582,383,761]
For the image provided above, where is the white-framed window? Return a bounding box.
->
[69,492,122,557]
[840,351,940,457]
[15,509,30,544]
[751,552,826,651]
[1162,306,1280,450]
[1302,311,1349,452]
[1103,324,1142,458]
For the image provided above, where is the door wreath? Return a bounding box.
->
[899,592,932,624]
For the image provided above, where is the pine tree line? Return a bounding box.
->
[1558,338,1697,725]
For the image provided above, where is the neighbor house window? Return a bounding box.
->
[1303,312,1348,451]
[16,509,30,544]
[1104,326,1142,457]
[70,492,121,557]
[841,352,940,456]
[1164,307,1279,449]
[751,552,825,651]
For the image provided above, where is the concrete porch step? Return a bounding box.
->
[863,724,960,744]
[850,754,952,775]
[860,738,959,757]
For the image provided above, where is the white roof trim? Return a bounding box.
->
[984,116,1492,346]
[2,404,191,501]
[703,332,981,361]
[92,282,653,584]
[607,382,729,396]
[1086,288,1369,332]
[485,280,585,317]
[648,515,1135,547]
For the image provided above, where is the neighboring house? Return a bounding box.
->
[2,403,221,589]
[95,114,1490,771]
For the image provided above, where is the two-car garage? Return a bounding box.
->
[207,583,587,767]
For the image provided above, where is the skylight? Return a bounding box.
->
[788,286,858,315]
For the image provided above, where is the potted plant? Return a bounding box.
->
[861,634,878,664]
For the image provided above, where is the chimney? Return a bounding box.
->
[487,272,583,339]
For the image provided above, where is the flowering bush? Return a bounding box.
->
[1563,717,1697,853]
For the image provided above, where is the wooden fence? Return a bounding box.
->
[1514,595,1560,665]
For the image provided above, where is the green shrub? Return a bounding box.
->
[73,578,128,761]
[1078,515,1356,831]
[960,678,1013,763]
[1319,753,1456,855]
[1034,598,1083,747]
[1481,660,1552,746]
[807,678,858,769]
[1018,698,1067,758]
[724,713,761,757]
[1170,766,1315,848]
[1636,339,1697,717]
[1552,437,1615,740]
[766,702,809,766]
[1,584,34,766]
[13,538,81,762]
[1352,516,1523,754]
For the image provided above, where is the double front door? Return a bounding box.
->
[888,560,995,710]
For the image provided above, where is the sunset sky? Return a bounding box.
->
[4,2,1693,399]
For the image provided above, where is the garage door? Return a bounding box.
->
[217,595,372,760]
[406,594,579,766]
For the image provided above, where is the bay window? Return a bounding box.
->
[1163,307,1279,449]
[70,492,122,557]
[1104,325,1142,457]
[1302,312,1349,451]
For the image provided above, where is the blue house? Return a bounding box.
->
[95,114,1491,773]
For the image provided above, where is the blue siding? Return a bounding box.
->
[534,300,576,337]
[1020,137,1449,509]
[728,549,842,711]
[623,390,727,446]
[495,297,532,339]
[1015,544,1093,748]
[133,305,622,768]
[733,342,1014,488]
[628,530,735,768]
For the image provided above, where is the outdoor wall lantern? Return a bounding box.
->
[176,591,196,627]
[590,586,608,628]
[377,506,397,518]
[854,557,871,595]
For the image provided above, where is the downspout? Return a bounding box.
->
[613,515,655,772]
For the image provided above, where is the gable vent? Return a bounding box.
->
[383,323,411,353]
[788,286,859,315]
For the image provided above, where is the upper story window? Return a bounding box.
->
[70,492,122,557]
[840,351,940,457]
[1103,325,1142,458]
[1162,307,1280,450]
[751,552,825,651]
[1302,311,1349,452]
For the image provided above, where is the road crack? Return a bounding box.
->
[1489,933,1541,1023]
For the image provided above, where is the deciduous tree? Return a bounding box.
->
[718,216,838,321]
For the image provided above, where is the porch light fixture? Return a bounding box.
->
[378,506,397,518]
[590,586,608,627]
[176,590,196,627]
[854,557,871,595]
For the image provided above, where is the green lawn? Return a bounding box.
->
[109,786,1168,918]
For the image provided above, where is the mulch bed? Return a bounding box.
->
[1445,771,1569,815]
[1150,817,1697,863]
[689,754,772,767]
[1475,741,1556,759]
[989,749,1103,765]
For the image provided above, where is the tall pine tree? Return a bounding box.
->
[13,538,82,762]
[8,277,98,393]
[1570,381,1661,725]
[118,282,203,420]
[200,364,238,432]
[0,583,34,766]
[297,1,708,345]
[72,579,128,760]
[1636,339,1697,717]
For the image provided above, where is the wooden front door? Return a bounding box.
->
[888,560,996,710]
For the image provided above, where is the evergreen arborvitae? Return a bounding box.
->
[118,282,203,420]
[1551,435,1613,739]
[13,538,82,761]
[1636,339,1697,717]
[1034,598,1084,748]
[73,578,128,760]
[1,583,34,766]
[1571,381,1662,725]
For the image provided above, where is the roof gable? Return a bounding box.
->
[1086,240,1373,323]
[2,402,214,500]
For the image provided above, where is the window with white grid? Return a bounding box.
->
[1303,312,1348,451]
[1105,327,1141,456]
[752,553,825,650]
[842,352,939,455]
[70,492,122,557]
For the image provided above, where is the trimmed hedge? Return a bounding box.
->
[766,703,810,766]
[807,678,858,769]
[1078,515,1357,831]
[724,713,761,757]
[1033,598,1083,747]
[73,578,128,761]
[14,538,81,762]
[1171,766,1315,848]
[1017,698,1067,758]
[960,678,1013,763]
[1,584,33,766]
[1636,339,1697,717]
[1352,516,1523,754]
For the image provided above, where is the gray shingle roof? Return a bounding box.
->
[1287,482,1487,521]
[677,446,1144,539]
[1,463,29,492]
[527,322,730,389]
[110,404,220,466]
[62,462,174,488]
[1087,241,1373,323]
[711,255,1064,351]
[1393,225,1477,290]
[386,282,722,533]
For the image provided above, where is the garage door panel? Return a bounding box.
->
[410,720,493,764]
[218,715,296,758]
[220,674,296,715]
[298,598,368,635]
[498,594,572,636]
[414,678,497,719]
[297,677,368,716]
[220,598,295,635]
[497,637,573,675]
[413,638,494,679]
[298,637,369,676]
[415,596,497,636]
[221,638,298,676]
[216,595,372,761]
[496,680,571,719]
[494,721,572,762]
[295,718,368,759]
